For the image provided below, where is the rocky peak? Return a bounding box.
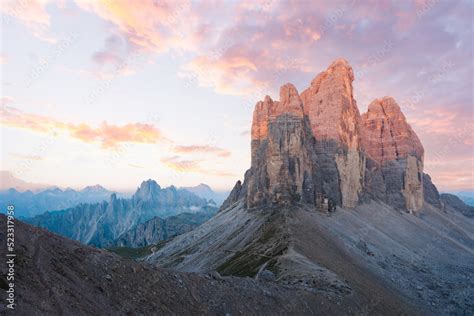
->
[301,58,360,145]
[251,95,273,141]
[251,84,304,142]
[362,97,424,163]
[277,83,304,117]
[133,179,161,202]
[362,97,425,212]
[82,184,108,194]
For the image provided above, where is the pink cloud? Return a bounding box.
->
[0,106,164,149]
[0,0,56,43]
[76,0,200,53]
[161,156,235,177]
[173,145,231,158]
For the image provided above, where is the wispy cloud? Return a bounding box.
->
[173,145,231,158]
[75,0,199,53]
[0,106,165,149]
[0,0,56,43]
[161,156,235,177]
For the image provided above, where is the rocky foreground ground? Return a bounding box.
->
[0,214,415,315]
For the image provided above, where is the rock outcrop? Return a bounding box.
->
[241,59,428,212]
[362,97,424,212]
[423,173,442,208]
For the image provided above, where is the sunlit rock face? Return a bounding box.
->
[301,59,365,208]
[361,97,424,212]
[242,59,428,212]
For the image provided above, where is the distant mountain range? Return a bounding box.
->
[182,183,229,206]
[25,180,218,247]
[0,184,121,218]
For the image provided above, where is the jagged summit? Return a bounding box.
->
[81,184,108,193]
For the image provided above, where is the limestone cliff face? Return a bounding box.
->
[247,62,365,210]
[361,97,424,212]
[238,59,433,212]
[301,59,365,208]
[248,83,316,208]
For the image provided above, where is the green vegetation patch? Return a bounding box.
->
[107,240,167,260]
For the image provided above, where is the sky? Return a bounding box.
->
[0,0,472,192]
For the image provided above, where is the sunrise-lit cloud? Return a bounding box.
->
[0,0,56,43]
[426,159,474,191]
[161,156,235,177]
[75,0,199,53]
[173,145,231,158]
[0,106,164,149]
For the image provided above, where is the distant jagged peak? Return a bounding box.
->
[186,183,213,192]
[196,183,212,189]
[138,179,161,191]
[81,184,108,194]
[133,179,162,202]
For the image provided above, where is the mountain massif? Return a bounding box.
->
[26,180,217,247]
[148,59,474,314]
[226,59,426,213]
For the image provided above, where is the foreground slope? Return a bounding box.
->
[0,215,410,315]
[148,200,474,314]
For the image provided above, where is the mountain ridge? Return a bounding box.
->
[25,179,217,247]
